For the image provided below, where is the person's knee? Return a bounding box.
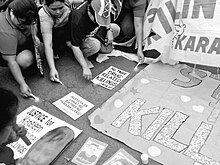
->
[121,23,134,38]
[111,23,120,38]
[16,50,33,69]
[81,38,101,57]
[120,15,134,38]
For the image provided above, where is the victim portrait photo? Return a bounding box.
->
[19,126,75,165]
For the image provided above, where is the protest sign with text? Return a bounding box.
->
[53,92,94,120]
[91,66,129,90]
[8,105,82,161]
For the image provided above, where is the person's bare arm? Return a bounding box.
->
[134,16,145,63]
[68,44,92,80]
[67,0,84,5]
[42,32,59,81]
[2,55,31,97]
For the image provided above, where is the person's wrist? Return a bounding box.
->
[82,66,90,70]
[20,82,27,88]
[106,27,113,32]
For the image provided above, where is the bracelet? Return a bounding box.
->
[107,27,113,32]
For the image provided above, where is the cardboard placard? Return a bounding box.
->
[91,66,129,90]
[53,92,94,120]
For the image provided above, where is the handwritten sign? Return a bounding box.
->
[53,92,94,120]
[8,105,82,159]
[91,66,129,90]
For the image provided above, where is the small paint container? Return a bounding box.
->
[141,153,149,164]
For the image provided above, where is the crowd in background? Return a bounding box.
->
[0,1,148,163]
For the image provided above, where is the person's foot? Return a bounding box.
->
[85,57,94,68]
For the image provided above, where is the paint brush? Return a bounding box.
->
[55,79,64,85]
[29,93,40,102]
[191,64,197,77]
[134,62,141,72]
[13,124,31,146]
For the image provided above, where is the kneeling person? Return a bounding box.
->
[69,0,120,80]
[0,0,38,97]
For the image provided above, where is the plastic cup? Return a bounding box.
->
[141,153,149,164]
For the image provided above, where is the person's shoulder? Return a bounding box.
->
[38,6,53,27]
[70,1,87,18]
[0,16,13,33]
[39,6,50,18]
[0,146,15,165]
[0,11,4,18]
[0,12,7,26]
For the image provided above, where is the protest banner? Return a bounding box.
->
[91,66,130,90]
[143,0,177,65]
[89,62,220,165]
[170,0,220,67]
[143,0,220,67]
[53,92,94,120]
[8,105,82,163]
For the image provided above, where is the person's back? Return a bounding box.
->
[0,87,21,165]
[68,0,120,80]
[70,1,97,46]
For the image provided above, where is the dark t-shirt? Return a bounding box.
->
[0,9,31,55]
[123,0,147,17]
[0,145,15,165]
[70,2,98,46]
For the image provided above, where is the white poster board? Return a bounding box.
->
[8,105,82,159]
[91,66,130,90]
[53,92,94,120]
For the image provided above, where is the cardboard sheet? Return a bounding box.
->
[89,62,220,165]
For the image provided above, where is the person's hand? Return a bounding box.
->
[49,68,60,82]
[15,158,23,165]
[137,49,145,64]
[20,83,31,97]
[15,124,27,137]
[3,124,28,145]
[34,37,41,48]
[4,129,19,145]
[83,67,92,80]
[106,29,114,45]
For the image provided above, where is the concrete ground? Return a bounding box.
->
[0,47,163,165]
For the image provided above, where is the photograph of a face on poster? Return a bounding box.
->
[103,148,139,165]
[72,137,108,165]
[19,126,74,165]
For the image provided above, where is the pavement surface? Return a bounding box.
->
[0,47,163,165]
